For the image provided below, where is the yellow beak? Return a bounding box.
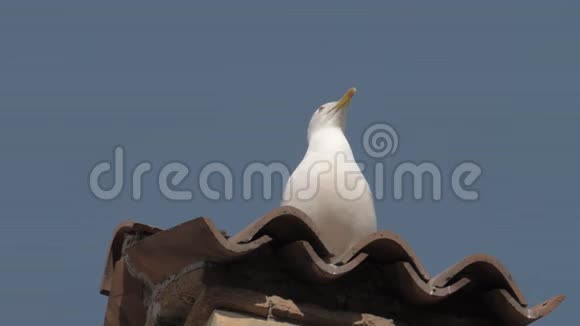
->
[334,87,357,111]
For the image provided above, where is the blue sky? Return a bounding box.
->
[0,1,577,325]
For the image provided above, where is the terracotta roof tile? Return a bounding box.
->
[100,206,564,325]
[100,221,161,295]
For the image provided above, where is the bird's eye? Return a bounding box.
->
[318,106,324,112]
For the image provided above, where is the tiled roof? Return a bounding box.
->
[100,206,564,325]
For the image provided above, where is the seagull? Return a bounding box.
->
[282,88,377,256]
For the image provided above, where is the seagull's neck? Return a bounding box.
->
[307,127,353,156]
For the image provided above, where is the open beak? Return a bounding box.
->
[333,87,357,111]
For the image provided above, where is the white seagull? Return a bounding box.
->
[282,88,377,256]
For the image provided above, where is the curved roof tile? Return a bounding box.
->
[100,206,564,325]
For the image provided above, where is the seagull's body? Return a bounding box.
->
[282,88,377,256]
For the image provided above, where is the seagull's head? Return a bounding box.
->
[307,87,356,140]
